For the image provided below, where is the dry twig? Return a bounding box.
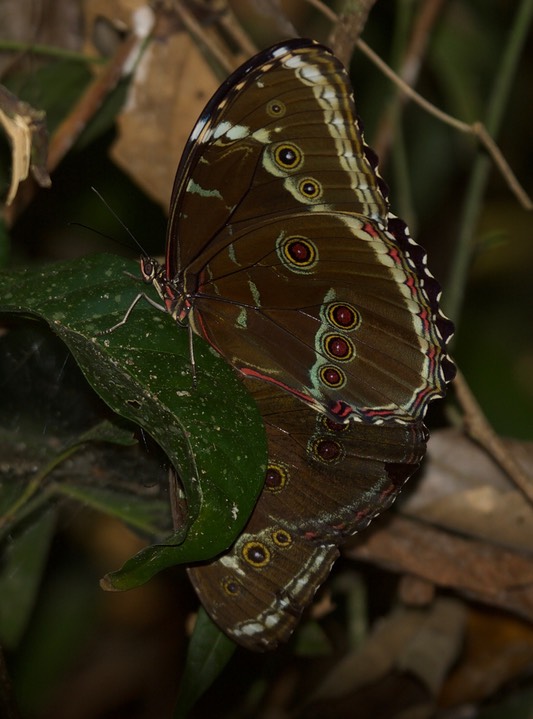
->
[453,369,533,506]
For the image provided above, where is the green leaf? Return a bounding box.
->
[11,558,99,716]
[4,59,92,134]
[0,507,57,648]
[74,419,138,446]
[174,607,236,718]
[0,254,267,587]
[55,482,169,536]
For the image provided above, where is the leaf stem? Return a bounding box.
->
[0,444,81,534]
[0,40,106,64]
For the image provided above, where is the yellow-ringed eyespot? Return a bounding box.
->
[221,577,241,596]
[298,178,322,200]
[310,437,344,464]
[323,334,355,362]
[319,365,346,389]
[281,236,318,269]
[273,143,302,170]
[265,463,289,493]
[243,541,271,568]
[327,303,361,330]
[272,529,292,547]
[266,99,286,117]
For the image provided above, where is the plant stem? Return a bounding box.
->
[0,40,105,63]
[444,0,533,327]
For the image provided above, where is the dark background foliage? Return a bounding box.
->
[1,0,532,717]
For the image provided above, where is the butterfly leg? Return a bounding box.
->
[98,292,166,335]
[188,322,198,388]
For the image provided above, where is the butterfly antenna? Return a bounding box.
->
[90,186,148,257]
[68,221,127,247]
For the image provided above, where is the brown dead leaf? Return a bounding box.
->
[300,599,464,719]
[347,515,533,622]
[0,85,51,205]
[441,606,533,707]
[83,0,224,208]
[81,0,197,207]
[344,429,533,621]
[0,103,32,205]
[401,428,533,553]
[110,31,219,207]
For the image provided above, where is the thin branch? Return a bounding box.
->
[46,33,144,172]
[373,0,446,161]
[327,0,377,68]
[453,368,533,506]
[445,0,533,323]
[0,40,107,64]
[172,1,237,75]
[357,38,531,210]
[304,0,532,211]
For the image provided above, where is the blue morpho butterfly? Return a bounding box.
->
[110,38,454,650]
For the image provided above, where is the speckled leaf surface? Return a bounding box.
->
[0,255,267,588]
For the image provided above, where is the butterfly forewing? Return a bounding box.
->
[160,39,453,424]
[166,39,389,274]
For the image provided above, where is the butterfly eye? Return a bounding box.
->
[298,178,322,200]
[140,257,156,281]
[273,143,302,170]
[266,99,286,117]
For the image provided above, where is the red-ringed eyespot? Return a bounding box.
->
[327,302,361,330]
[265,463,289,493]
[323,334,355,362]
[319,365,346,388]
[243,541,271,568]
[273,143,302,170]
[310,437,344,463]
[320,415,349,433]
[281,236,318,269]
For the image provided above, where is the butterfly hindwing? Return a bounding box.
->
[188,380,427,651]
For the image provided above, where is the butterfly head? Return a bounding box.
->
[140,256,190,325]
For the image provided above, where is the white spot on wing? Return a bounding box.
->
[208,122,250,141]
[189,117,208,143]
[186,179,223,199]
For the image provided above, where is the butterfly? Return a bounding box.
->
[128,38,454,649]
